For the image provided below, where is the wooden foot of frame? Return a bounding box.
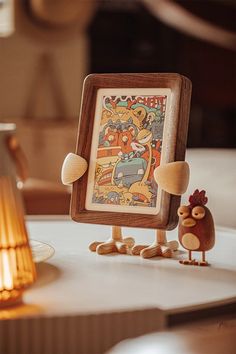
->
[89,226,135,255]
[131,230,179,259]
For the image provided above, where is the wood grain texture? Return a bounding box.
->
[61,153,88,185]
[178,190,215,266]
[179,207,215,252]
[71,73,192,230]
[154,161,190,196]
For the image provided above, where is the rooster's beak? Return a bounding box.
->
[182,218,196,227]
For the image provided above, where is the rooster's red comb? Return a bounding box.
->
[189,189,208,208]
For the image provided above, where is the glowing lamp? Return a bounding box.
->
[0,123,36,306]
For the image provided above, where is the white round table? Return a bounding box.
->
[0,219,236,354]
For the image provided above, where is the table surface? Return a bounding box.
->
[1,219,236,354]
[8,219,233,319]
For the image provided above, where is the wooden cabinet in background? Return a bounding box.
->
[88,1,236,148]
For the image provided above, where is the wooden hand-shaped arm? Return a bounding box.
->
[154,161,190,196]
[61,153,88,185]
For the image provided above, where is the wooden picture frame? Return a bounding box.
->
[71,73,191,230]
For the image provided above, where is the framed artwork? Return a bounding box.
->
[71,73,191,229]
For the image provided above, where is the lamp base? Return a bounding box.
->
[0,291,23,308]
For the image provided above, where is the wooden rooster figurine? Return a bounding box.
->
[178,190,215,266]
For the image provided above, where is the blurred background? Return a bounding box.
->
[0,0,235,215]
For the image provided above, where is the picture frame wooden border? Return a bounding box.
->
[71,73,191,230]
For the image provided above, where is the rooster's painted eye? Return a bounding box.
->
[192,206,205,220]
[177,205,189,218]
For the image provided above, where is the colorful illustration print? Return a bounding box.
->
[91,94,167,209]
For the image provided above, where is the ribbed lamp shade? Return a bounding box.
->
[0,176,36,306]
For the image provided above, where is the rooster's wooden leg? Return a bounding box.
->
[180,250,194,265]
[199,251,209,266]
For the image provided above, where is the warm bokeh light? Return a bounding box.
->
[0,0,14,37]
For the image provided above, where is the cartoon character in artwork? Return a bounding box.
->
[118,127,136,159]
[178,190,215,266]
[99,120,120,147]
[128,129,153,204]
[113,157,147,188]
[102,129,119,147]
[121,192,134,206]
[142,140,161,181]
[106,191,121,205]
[102,97,147,129]
[143,110,164,147]
[117,118,138,159]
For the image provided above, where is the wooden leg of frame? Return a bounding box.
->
[89,226,135,255]
[140,243,162,259]
[157,231,179,258]
[96,241,116,255]
[132,230,179,259]
[115,241,127,254]
[89,241,104,252]
[131,242,163,258]
[161,240,179,258]
[123,237,135,248]
[160,245,172,258]
[131,245,148,256]
[131,230,163,257]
